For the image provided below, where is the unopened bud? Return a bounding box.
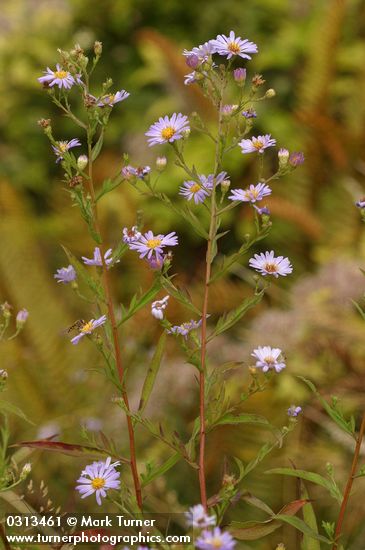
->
[186,54,199,69]
[181,128,191,139]
[21,463,32,479]
[94,41,103,56]
[77,155,88,171]
[1,302,12,319]
[156,156,167,171]
[0,369,8,380]
[16,309,29,328]
[278,148,289,167]
[233,67,246,84]
[265,88,276,98]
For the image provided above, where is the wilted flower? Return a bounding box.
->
[242,109,257,119]
[287,405,302,417]
[196,527,236,550]
[186,504,216,529]
[249,251,293,277]
[151,296,169,320]
[54,265,77,284]
[122,226,142,244]
[97,90,130,107]
[38,64,82,89]
[253,205,270,216]
[221,104,238,117]
[82,247,114,268]
[145,114,190,146]
[16,309,29,325]
[76,457,120,506]
[239,134,276,154]
[233,68,246,83]
[70,315,107,345]
[251,346,286,373]
[212,31,258,60]
[229,183,271,203]
[52,139,81,163]
[168,319,202,338]
[289,151,305,167]
[128,230,178,261]
[122,165,150,180]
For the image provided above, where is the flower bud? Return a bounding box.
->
[20,463,32,479]
[0,369,8,380]
[278,148,289,167]
[233,67,246,84]
[16,308,29,328]
[181,128,191,139]
[265,88,276,98]
[94,41,103,56]
[1,302,12,319]
[186,54,199,69]
[77,155,88,171]
[156,156,167,171]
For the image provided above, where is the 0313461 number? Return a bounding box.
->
[6,515,61,527]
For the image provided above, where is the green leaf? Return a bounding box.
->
[274,515,332,544]
[62,246,104,300]
[91,132,104,161]
[266,468,342,502]
[299,376,355,437]
[118,279,162,326]
[301,482,321,550]
[11,440,129,462]
[138,332,166,413]
[241,493,274,515]
[0,401,34,424]
[96,176,124,202]
[161,276,201,316]
[351,299,365,321]
[141,452,180,487]
[229,519,281,540]
[209,291,264,341]
[211,413,278,433]
[153,192,209,239]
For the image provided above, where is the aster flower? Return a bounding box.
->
[184,71,199,85]
[356,198,365,208]
[289,151,305,167]
[212,31,258,60]
[52,139,81,163]
[70,315,107,345]
[249,250,293,278]
[122,226,142,244]
[196,527,236,550]
[242,109,257,119]
[287,405,302,417]
[179,177,213,204]
[183,41,216,65]
[128,230,178,261]
[185,504,216,529]
[122,165,151,180]
[76,457,120,505]
[229,183,271,203]
[239,134,276,154]
[145,113,190,147]
[251,346,286,373]
[82,247,114,268]
[221,104,238,117]
[38,64,82,89]
[54,265,77,284]
[151,296,169,320]
[168,319,202,338]
[253,205,270,216]
[97,90,130,107]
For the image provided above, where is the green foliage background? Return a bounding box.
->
[1,0,365,547]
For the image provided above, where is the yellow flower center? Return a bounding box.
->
[207,537,223,549]
[104,94,115,104]
[147,238,162,249]
[264,356,275,364]
[58,142,68,153]
[91,477,106,490]
[254,140,264,150]
[264,263,278,273]
[228,41,240,54]
[190,183,202,193]
[54,70,69,79]
[80,321,94,333]
[161,127,176,140]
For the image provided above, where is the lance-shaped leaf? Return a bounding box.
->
[96,176,124,202]
[274,515,332,544]
[62,246,104,300]
[153,192,209,239]
[299,376,356,437]
[161,275,201,316]
[11,440,129,463]
[118,279,162,327]
[266,467,342,502]
[301,481,321,550]
[139,332,166,413]
[141,452,181,487]
[91,131,104,161]
[208,291,264,341]
[210,412,280,437]
[0,401,34,424]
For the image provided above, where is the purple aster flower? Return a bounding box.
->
[122,226,142,244]
[52,139,81,163]
[82,247,113,268]
[76,457,120,505]
[196,527,236,550]
[239,134,276,154]
[229,183,271,203]
[233,68,246,83]
[128,230,178,261]
[186,504,216,529]
[54,265,76,284]
[97,90,130,107]
[184,71,199,85]
[122,165,151,180]
[145,113,190,146]
[183,41,216,64]
[253,205,270,216]
[249,250,293,277]
[288,405,302,417]
[70,315,107,345]
[151,296,169,320]
[179,178,213,204]
[289,151,305,167]
[147,256,165,270]
[356,198,365,208]
[168,319,202,338]
[212,31,258,60]
[251,346,286,373]
[221,104,238,116]
[242,109,257,119]
[38,64,82,89]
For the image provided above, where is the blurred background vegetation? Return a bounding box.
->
[1,0,365,547]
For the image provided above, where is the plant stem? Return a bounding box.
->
[332,411,365,549]
[87,137,143,510]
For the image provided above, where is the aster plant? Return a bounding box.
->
[27,33,343,549]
